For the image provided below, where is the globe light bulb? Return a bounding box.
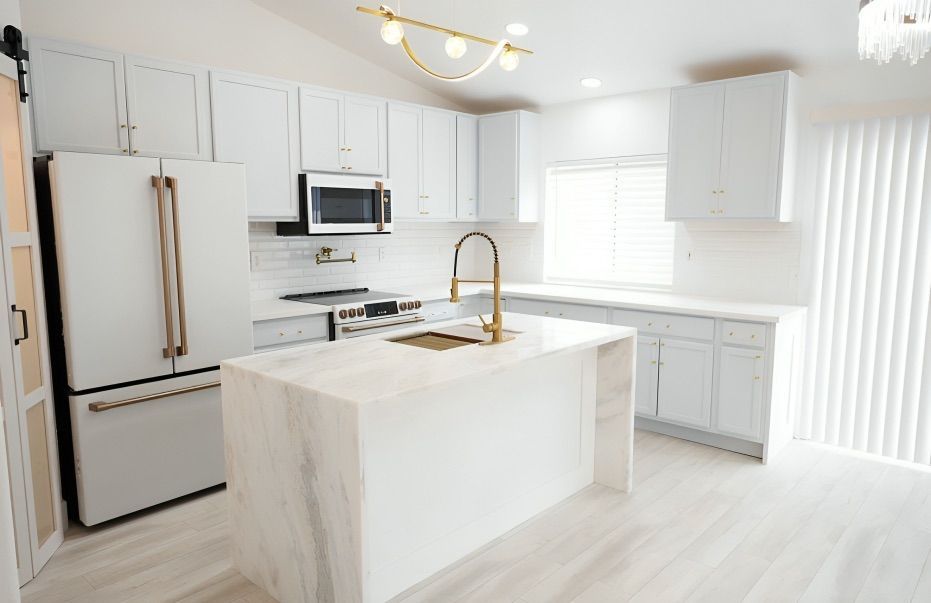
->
[445,35,467,59]
[380,19,405,45]
[499,48,519,71]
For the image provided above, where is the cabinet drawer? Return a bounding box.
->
[253,314,329,349]
[611,309,714,341]
[422,300,458,323]
[721,320,766,347]
[508,298,607,323]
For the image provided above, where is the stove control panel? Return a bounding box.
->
[334,298,422,324]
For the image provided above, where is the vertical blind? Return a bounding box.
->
[545,157,673,289]
[799,114,931,464]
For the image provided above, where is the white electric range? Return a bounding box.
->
[281,288,425,340]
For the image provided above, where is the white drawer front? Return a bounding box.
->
[422,300,458,323]
[253,314,329,349]
[721,320,766,347]
[509,298,607,323]
[611,309,714,341]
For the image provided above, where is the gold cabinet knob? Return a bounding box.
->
[729,331,735,336]
[131,125,138,130]
[120,124,127,129]
[121,148,128,153]
[754,376,761,380]
[132,150,138,154]
[650,360,657,365]
[647,322,653,327]
[345,147,352,151]
[278,331,285,337]
[665,324,671,328]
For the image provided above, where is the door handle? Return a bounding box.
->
[11,305,27,345]
[152,175,176,358]
[376,180,386,232]
[166,176,188,356]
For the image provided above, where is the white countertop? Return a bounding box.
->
[493,283,805,323]
[252,282,805,324]
[225,313,635,404]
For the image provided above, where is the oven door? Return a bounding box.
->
[336,315,426,340]
[306,175,392,235]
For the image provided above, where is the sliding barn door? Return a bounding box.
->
[0,61,63,584]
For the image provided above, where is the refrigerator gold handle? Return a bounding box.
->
[376,180,385,232]
[166,176,188,357]
[88,381,220,412]
[152,175,176,358]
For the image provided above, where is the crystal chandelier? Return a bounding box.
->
[356,5,532,82]
[859,0,931,64]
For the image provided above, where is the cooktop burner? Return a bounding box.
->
[281,288,407,306]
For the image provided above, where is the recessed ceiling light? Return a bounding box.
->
[506,23,529,36]
[580,77,602,89]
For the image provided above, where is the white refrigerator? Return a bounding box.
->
[44,152,252,525]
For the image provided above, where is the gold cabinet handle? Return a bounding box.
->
[755,355,762,359]
[754,376,761,380]
[647,321,654,326]
[151,176,176,358]
[166,176,189,356]
[120,124,127,129]
[89,381,220,412]
[729,331,735,336]
[650,360,657,365]
[121,148,128,153]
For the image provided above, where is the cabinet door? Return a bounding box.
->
[211,73,300,221]
[344,95,386,176]
[666,84,724,219]
[421,109,456,219]
[718,75,785,219]
[716,346,764,440]
[29,39,129,155]
[298,88,343,173]
[635,336,660,416]
[657,338,713,428]
[456,114,478,220]
[478,112,518,220]
[387,103,421,219]
[124,56,211,160]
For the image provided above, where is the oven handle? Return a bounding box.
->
[342,316,425,333]
[376,180,386,233]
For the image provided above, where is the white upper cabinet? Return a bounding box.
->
[124,56,212,160]
[211,72,301,221]
[300,87,386,176]
[666,71,798,222]
[29,38,129,155]
[420,109,456,219]
[387,103,421,219]
[30,39,211,160]
[299,88,343,173]
[665,85,723,219]
[456,114,478,220]
[343,95,386,175]
[478,110,540,222]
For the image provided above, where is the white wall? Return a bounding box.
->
[19,0,463,111]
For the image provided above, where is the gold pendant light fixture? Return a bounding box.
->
[356,4,533,82]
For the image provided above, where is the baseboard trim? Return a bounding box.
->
[636,417,763,459]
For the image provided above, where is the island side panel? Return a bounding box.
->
[361,349,598,602]
[594,336,636,492]
[221,363,365,603]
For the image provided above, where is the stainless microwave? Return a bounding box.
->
[277,174,392,236]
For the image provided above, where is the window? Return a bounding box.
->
[545,156,674,289]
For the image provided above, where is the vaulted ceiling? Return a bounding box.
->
[252,0,925,112]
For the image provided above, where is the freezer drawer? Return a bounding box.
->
[69,372,225,525]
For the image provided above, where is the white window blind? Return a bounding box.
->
[800,114,931,465]
[545,157,673,289]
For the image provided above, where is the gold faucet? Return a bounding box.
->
[449,232,513,345]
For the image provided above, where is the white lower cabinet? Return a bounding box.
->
[506,297,607,323]
[253,314,329,352]
[656,338,714,428]
[716,346,765,440]
[635,336,659,416]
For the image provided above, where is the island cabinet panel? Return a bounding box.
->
[656,338,714,428]
[635,336,660,416]
[716,346,765,441]
[210,72,301,221]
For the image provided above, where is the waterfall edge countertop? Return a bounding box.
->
[225,312,636,404]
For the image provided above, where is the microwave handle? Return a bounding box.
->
[376,180,385,232]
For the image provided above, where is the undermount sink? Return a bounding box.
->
[391,323,522,351]
[392,331,483,351]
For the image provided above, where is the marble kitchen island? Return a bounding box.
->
[221,312,636,603]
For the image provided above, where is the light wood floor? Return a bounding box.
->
[21,430,931,602]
